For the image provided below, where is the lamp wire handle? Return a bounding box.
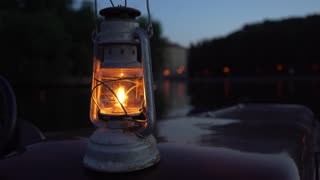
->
[146,0,153,38]
[94,78,128,115]
[109,0,115,7]
[94,0,99,34]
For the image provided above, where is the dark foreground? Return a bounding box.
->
[0,104,316,180]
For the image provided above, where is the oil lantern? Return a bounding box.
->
[83,3,160,172]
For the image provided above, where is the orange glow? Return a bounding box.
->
[223,66,231,74]
[116,87,126,105]
[276,64,283,72]
[176,66,185,75]
[91,68,144,117]
[163,69,171,76]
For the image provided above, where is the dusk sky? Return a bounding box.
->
[76,0,320,47]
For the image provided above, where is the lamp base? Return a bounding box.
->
[83,128,160,173]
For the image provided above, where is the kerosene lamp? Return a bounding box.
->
[83,1,160,172]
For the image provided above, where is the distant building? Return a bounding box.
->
[162,43,188,78]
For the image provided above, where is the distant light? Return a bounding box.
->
[163,69,171,76]
[276,64,283,72]
[223,66,231,74]
[176,66,185,75]
[312,64,319,72]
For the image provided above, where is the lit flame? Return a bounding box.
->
[116,87,126,105]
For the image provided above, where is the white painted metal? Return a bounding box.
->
[84,6,160,173]
[83,128,160,172]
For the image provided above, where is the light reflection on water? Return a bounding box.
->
[14,78,320,131]
[159,78,320,118]
[156,80,192,118]
[157,117,240,144]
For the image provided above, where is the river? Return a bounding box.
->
[14,77,320,131]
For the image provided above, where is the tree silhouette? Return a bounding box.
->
[188,14,320,78]
[0,0,94,83]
